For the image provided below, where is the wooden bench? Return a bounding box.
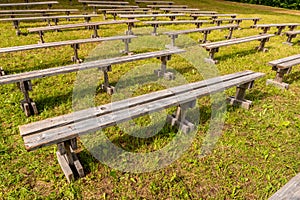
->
[284,30,300,45]
[143,20,210,35]
[162,9,217,14]
[201,34,275,63]
[79,0,129,9]
[136,0,174,5]
[0,14,99,36]
[0,9,79,17]
[269,172,300,200]
[18,70,264,182]
[98,8,151,20]
[0,35,136,69]
[0,1,58,9]
[147,4,188,9]
[0,49,184,117]
[191,13,237,20]
[266,54,300,89]
[251,23,299,35]
[107,10,162,20]
[28,20,138,43]
[164,25,239,46]
[119,13,185,21]
[88,4,139,14]
[213,17,260,27]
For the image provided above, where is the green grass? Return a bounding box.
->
[0,0,300,199]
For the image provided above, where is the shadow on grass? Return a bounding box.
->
[285,71,300,84]
[216,46,275,63]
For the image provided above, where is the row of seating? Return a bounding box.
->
[1,0,299,184]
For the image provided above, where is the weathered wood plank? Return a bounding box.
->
[202,34,274,49]
[119,13,185,19]
[28,20,138,32]
[269,54,300,66]
[0,9,78,14]
[0,1,58,7]
[269,172,300,200]
[0,35,137,54]
[164,24,238,35]
[0,14,98,22]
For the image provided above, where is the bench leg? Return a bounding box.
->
[37,31,45,43]
[166,100,196,134]
[283,34,296,46]
[101,66,115,95]
[235,20,242,30]
[204,48,218,64]
[125,22,134,35]
[53,18,59,26]
[261,27,270,34]
[91,25,99,38]
[71,44,82,63]
[195,22,202,28]
[84,17,91,23]
[18,80,38,117]
[0,67,5,76]
[227,81,254,109]
[103,12,107,20]
[121,38,132,55]
[225,27,234,39]
[168,35,178,47]
[152,24,159,36]
[113,13,117,20]
[275,26,285,35]
[266,68,290,90]
[199,31,210,43]
[154,55,174,80]
[57,139,85,183]
[256,38,269,52]
[13,21,21,36]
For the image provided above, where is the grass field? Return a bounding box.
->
[0,0,300,199]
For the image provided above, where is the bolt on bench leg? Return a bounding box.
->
[227,81,254,109]
[266,68,290,90]
[101,65,115,95]
[166,100,196,134]
[154,55,174,80]
[18,80,38,117]
[57,138,84,183]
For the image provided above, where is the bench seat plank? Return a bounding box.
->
[119,13,185,19]
[0,9,79,14]
[277,58,300,69]
[0,35,137,54]
[79,1,129,4]
[20,70,264,150]
[269,54,300,66]
[0,1,58,7]
[202,34,274,49]
[28,20,138,32]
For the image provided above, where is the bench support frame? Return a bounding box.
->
[18,80,38,117]
[266,67,290,90]
[227,81,254,109]
[166,100,196,134]
[56,138,85,183]
[100,65,116,95]
[154,55,175,80]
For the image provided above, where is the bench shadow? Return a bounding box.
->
[34,90,73,113]
[284,70,300,84]
[216,46,275,63]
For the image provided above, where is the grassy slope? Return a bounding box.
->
[0,0,300,199]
